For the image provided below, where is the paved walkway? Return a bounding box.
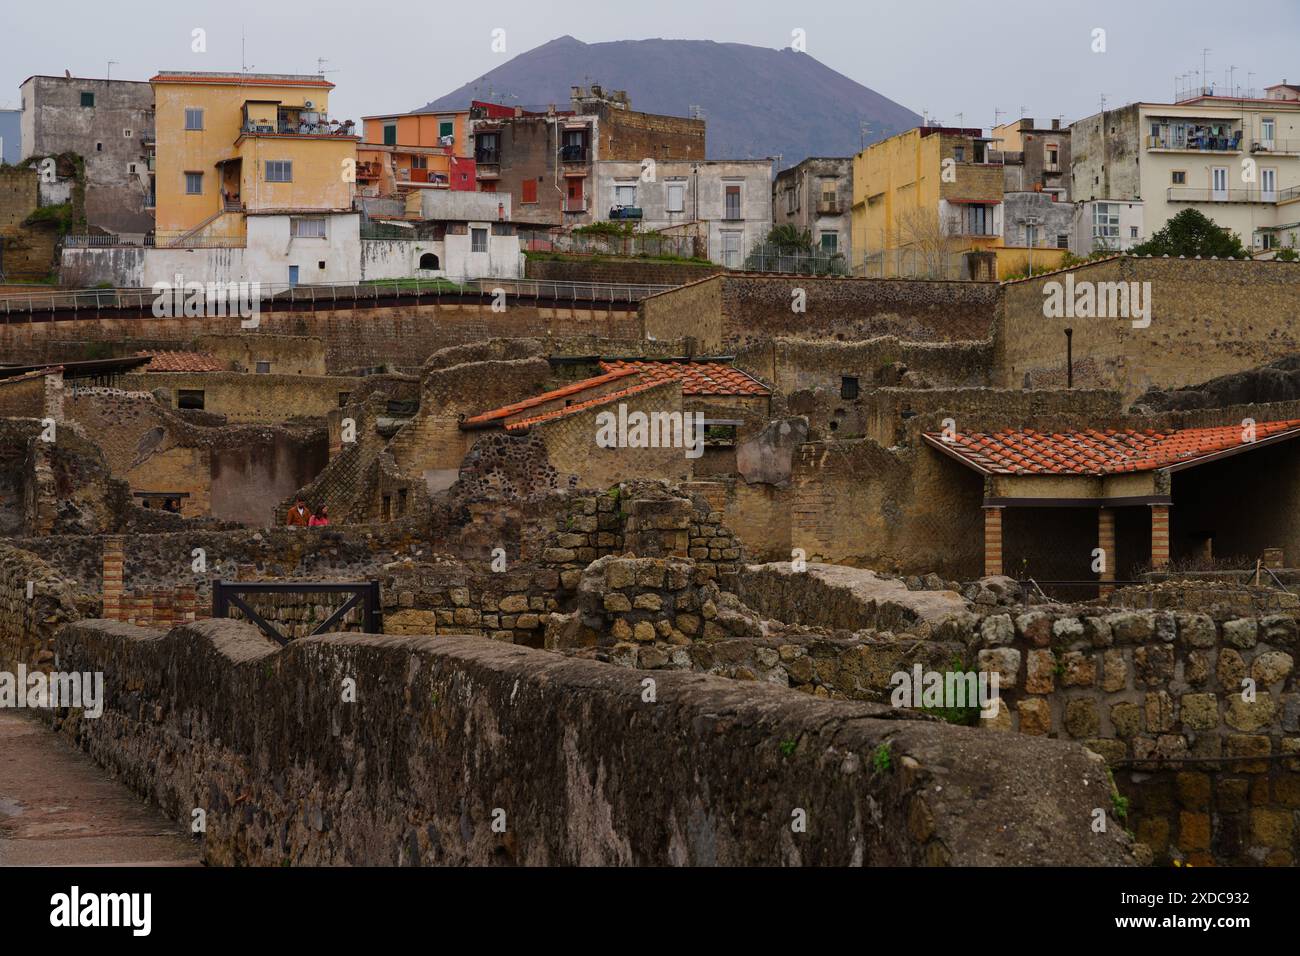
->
[0,712,200,866]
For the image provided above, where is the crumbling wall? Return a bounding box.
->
[52,618,1135,866]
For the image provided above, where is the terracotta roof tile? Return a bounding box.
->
[598,360,770,397]
[461,368,639,427]
[925,419,1300,476]
[138,350,225,373]
[505,381,663,431]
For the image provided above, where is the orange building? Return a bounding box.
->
[358,109,476,202]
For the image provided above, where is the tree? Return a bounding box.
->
[1130,208,1248,259]
[894,206,963,278]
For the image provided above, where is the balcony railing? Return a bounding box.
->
[816,200,840,214]
[63,233,247,249]
[475,148,500,164]
[1248,140,1300,155]
[1167,187,1279,203]
[560,144,589,163]
[1147,133,1242,152]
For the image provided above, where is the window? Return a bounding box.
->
[667,182,685,213]
[184,108,203,130]
[80,91,95,108]
[952,146,965,163]
[95,142,103,152]
[1262,168,1277,201]
[383,124,397,146]
[1092,203,1120,240]
[1056,233,1069,249]
[291,217,326,238]
[177,389,205,410]
[471,227,487,252]
[1171,170,1186,185]
[418,252,440,269]
[411,155,428,169]
[820,232,838,254]
[1262,118,1276,147]
[724,184,742,220]
[123,128,133,138]
[318,260,326,270]
[439,120,453,140]
[521,178,538,204]
[1046,145,1058,166]
[398,488,408,515]
[963,204,994,236]
[615,183,637,207]
[266,160,293,182]
[382,495,391,521]
[184,171,203,195]
[703,422,738,447]
[491,222,513,236]
[1130,226,1139,239]
[255,361,271,374]
[840,376,859,400]
[1212,166,1228,199]
[338,392,352,408]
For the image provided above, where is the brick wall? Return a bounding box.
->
[121,370,360,423]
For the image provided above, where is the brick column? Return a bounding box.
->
[1150,504,1171,571]
[983,506,1004,577]
[101,535,125,621]
[1098,507,1116,598]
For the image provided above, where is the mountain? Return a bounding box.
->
[418,36,920,168]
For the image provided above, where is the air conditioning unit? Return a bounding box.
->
[304,100,315,109]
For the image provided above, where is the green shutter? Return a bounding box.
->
[439,121,454,139]
[383,124,397,146]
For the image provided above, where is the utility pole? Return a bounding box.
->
[107,60,118,81]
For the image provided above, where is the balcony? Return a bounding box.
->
[564,199,587,213]
[1043,161,1061,173]
[561,144,589,163]
[356,161,381,180]
[608,206,642,220]
[1249,139,1300,155]
[1167,187,1278,204]
[816,199,840,215]
[1146,131,1242,152]
[475,148,500,164]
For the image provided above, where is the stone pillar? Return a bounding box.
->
[43,369,65,422]
[1098,507,1116,598]
[983,506,1004,578]
[101,535,125,621]
[1150,504,1171,571]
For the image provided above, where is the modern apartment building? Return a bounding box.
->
[150,71,360,283]
[772,157,853,262]
[1071,87,1300,253]
[18,74,155,234]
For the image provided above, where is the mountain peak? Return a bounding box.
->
[422,36,918,166]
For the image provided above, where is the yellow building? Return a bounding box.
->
[852,126,1007,278]
[150,71,360,282]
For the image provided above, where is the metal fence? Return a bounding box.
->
[525,230,704,260]
[0,275,675,315]
[63,233,247,249]
[855,248,966,280]
[740,244,850,276]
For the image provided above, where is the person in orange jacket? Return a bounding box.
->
[286,496,310,527]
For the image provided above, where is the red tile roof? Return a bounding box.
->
[505,380,663,432]
[598,360,770,397]
[461,368,639,428]
[137,350,226,373]
[925,420,1300,476]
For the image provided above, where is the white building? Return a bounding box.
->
[1071,88,1300,253]
[589,159,773,268]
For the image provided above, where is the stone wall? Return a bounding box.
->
[738,335,994,392]
[997,256,1300,401]
[0,542,82,672]
[122,371,358,423]
[50,617,1135,865]
[0,298,644,372]
[644,275,1000,353]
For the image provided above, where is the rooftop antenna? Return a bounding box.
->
[316,57,338,77]
[1201,47,1212,93]
[107,60,118,81]
[993,107,1005,128]
[1019,104,1028,118]
[1248,71,1255,96]
[859,120,872,150]
[689,104,705,120]
[1099,93,1108,113]
[241,28,254,82]
[1227,64,1237,97]
[955,112,964,127]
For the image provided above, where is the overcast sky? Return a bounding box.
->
[3,0,1298,130]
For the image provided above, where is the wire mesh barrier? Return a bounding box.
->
[524,231,704,260]
[855,248,965,279]
[739,244,850,275]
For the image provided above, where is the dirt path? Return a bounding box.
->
[0,712,200,866]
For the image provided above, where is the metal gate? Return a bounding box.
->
[211,581,382,646]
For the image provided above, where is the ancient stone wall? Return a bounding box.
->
[50,617,1135,865]
[525,255,719,287]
